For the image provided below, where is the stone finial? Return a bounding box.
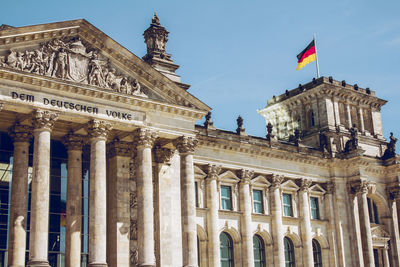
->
[204,111,215,129]
[271,174,285,189]
[87,120,113,140]
[32,109,59,131]
[236,115,246,135]
[62,133,85,151]
[207,164,221,180]
[8,123,33,142]
[266,122,274,141]
[107,139,132,157]
[238,169,254,184]
[300,178,312,191]
[174,136,198,154]
[133,128,158,148]
[143,13,170,61]
[153,145,174,164]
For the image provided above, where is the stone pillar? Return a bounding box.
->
[239,169,255,267]
[388,187,400,266]
[299,179,313,267]
[27,109,59,267]
[325,182,340,267]
[87,120,112,267]
[206,165,221,267]
[270,174,285,267]
[63,134,84,267]
[358,107,365,133]
[333,98,341,127]
[383,245,390,267]
[134,128,158,267]
[346,103,352,129]
[175,136,199,267]
[353,180,374,267]
[106,140,132,267]
[7,123,32,267]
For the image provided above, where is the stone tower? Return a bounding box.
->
[257,77,388,157]
[143,13,190,90]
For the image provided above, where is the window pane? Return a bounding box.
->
[220,232,234,267]
[283,194,293,217]
[221,186,232,210]
[313,239,323,267]
[253,190,263,214]
[310,197,320,220]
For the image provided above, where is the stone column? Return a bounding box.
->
[352,180,374,267]
[388,187,400,266]
[325,182,341,267]
[270,174,285,267]
[383,245,390,267]
[333,98,341,127]
[299,179,313,267]
[87,120,112,267]
[63,134,84,267]
[7,123,32,267]
[134,128,158,267]
[27,109,59,267]
[346,103,352,129]
[358,107,365,133]
[206,165,221,267]
[175,136,199,267]
[106,140,132,267]
[239,169,255,267]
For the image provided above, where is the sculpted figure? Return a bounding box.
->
[382,132,398,159]
[29,50,45,75]
[15,52,25,70]
[23,50,33,70]
[344,124,359,152]
[120,76,129,94]
[6,50,18,68]
[105,68,120,91]
[0,56,6,67]
[88,52,106,87]
[52,48,68,78]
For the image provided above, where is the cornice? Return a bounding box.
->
[0,68,205,121]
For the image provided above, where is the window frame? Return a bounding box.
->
[312,239,323,267]
[252,189,264,214]
[282,193,293,217]
[253,234,266,267]
[220,185,233,211]
[284,237,295,267]
[310,196,320,220]
[367,197,379,224]
[220,232,234,267]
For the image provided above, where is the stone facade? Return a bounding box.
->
[0,15,399,267]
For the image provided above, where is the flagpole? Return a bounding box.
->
[313,33,320,78]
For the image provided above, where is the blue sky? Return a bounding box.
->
[2,0,399,139]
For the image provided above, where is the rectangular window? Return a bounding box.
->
[195,181,199,208]
[310,197,320,220]
[221,186,232,211]
[253,190,264,214]
[282,193,293,217]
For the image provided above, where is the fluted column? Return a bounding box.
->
[206,165,221,267]
[87,120,112,267]
[107,140,132,267]
[326,182,341,267]
[8,123,32,267]
[353,180,374,267]
[388,187,400,266]
[271,174,285,267]
[27,109,59,267]
[175,136,199,267]
[63,134,84,267]
[135,128,158,267]
[358,107,365,133]
[346,103,352,129]
[239,169,255,267]
[299,179,313,267]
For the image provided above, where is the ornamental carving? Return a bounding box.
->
[107,139,132,158]
[133,128,158,148]
[87,120,113,140]
[130,219,137,240]
[350,180,373,195]
[32,109,59,130]
[206,164,221,181]
[130,248,138,266]
[153,145,174,164]
[0,102,3,111]
[0,37,147,98]
[62,133,85,150]
[388,187,400,200]
[300,179,312,191]
[130,192,137,209]
[238,169,254,184]
[174,136,198,154]
[271,174,285,189]
[8,123,33,142]
[326,182,335,194]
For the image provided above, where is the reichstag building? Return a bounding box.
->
[0,14,399,267]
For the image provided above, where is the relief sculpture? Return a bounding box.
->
[0,37,147,98]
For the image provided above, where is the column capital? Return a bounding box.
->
[388,186,400,200]
[62,133,85,151]
[238,169,254,184]
[326,181,335,194]
[8,123,33,142]
[350,180,373,195]
[133,128,158,148]
[299,178,312,192]
[87,120,112,140]
[32,109,59,131]
[206,164,221,181]
[174,136,198,154]
[107,139,132,157]
[153,145,174,164]
[270,174,285,189]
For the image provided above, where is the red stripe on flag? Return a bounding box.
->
[298,45,316,63]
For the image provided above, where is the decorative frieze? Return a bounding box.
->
[8,123,32,142]
[107,139,132,158]
[174,136,198,154]
[62,133,85,150]
[87,120,112,140]
[133,128,158,148]
[32,109,59,131]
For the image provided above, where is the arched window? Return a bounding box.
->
[367,197,379,224]
[312,239,323,267]
[284,237,295,267]
[253,234,266,267]
[220,232,234,267]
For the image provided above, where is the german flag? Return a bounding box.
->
[296,40,316,70]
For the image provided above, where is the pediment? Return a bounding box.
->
[252,175,271,187]
[310,184,326,195]
[281,180,299,191]
[194,165,207,179]
[0,19,210,112]
[371,225,390,239]
[219,170,240,183]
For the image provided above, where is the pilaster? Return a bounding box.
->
[299,178,313,267]
[270,174,285,267]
